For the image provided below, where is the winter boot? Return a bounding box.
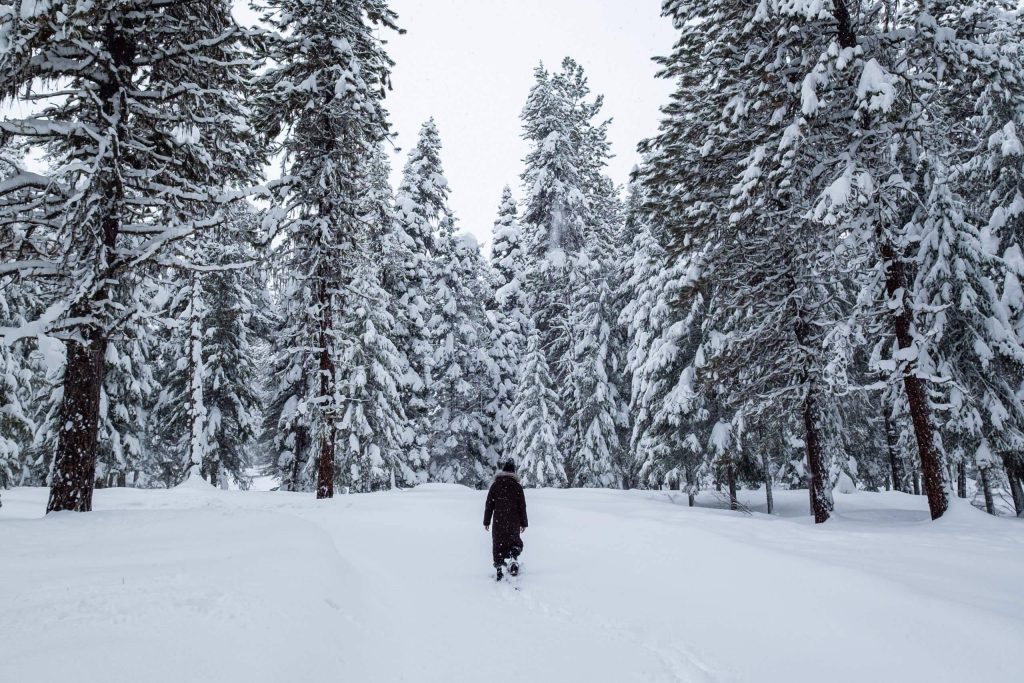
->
[495,566,503,582]
[509,560,519,577]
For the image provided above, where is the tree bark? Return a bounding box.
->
[762,452,774,515]
[957,462,967,499]
[1001,455,1023,517]
[878,236,948,519]
[316,280,335,500]
[803,385,832,523]
[47,332,106,512]
[979,466,995,515]
[726,462,738,511]
[883,411,906,493]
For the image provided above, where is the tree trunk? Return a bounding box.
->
[980,466,995,515]
[912,471,921,496]
[878,236,948,519]
[186,275,205,481]
[48,19,134,513]
[316,281,335,500]
[957,462,967,499]
[883,411,905,493]
[1001,455,1023,517]
[762,452,774,515]
[803,386,831,523]
[726,462,738,511]
[47,333,107,512]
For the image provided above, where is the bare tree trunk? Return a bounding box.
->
[979,466,995,515]
[47,325,107,513]
[762,452,774,515]
[957,462,967,499]
[884,411,906,493]
[878,236,949,519]
[803,386,831,523]
[1001,455,1023,517]
[726,462,738,511]
[316,281,335,500]
[912,471,921,496]
[686,467,696,507]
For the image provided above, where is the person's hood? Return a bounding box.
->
[496,471,519,481]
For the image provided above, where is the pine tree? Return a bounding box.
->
[427,230,493,486]
[484,187,528,463]
[389,119,453,481]
[255,0,399,498]
[261,279,316,493]
[0,1,266,512]
[566,256,624,487]
[0,142,41,502]
[507,328,566,488]
[620,208,709,498]
[151,205,269,489]
[335,260,409,493]
[520,58,613,481]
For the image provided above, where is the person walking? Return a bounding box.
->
[483,460,528,581]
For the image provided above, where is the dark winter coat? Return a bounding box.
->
[483,472,528,567]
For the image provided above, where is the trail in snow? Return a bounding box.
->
[2,484,1022,683]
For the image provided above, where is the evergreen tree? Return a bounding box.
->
[484,187,528,462]
[151,206,269,489]
[261,279,316,493]
[389,119,453,481]
[0,0,265,512]
[566,256,625,487]
[507,329,566,488]
[335,260,409,493]
[255,0,399,498]
[428,231,493,486]
[520,58,614,481]
[0,142,41,501]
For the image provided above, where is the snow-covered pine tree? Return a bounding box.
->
[520,58,614,480]
[507,328,566,488]
[0,142,42,502]
[427,230,493,486]
[619,183,709,499]
[390,119,452,481]
[255,0,399,498]
[151,205,269,489]
[801,0,1024,519]
[335,259,409,493]
[0,1,266,512]
[565,174,630,488]
[261,278,316,493]
[641,0,877,522]
[96,306,155,488]
[566,255,624,488]
[520,61,588,345]
[939,0,1024,516]
[484,187,528,465]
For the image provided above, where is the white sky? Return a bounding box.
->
[382,0,677,247]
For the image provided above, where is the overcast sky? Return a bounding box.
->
[234,1,677,247]
[380,0,677,246]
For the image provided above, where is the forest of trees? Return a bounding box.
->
[1,0,1023,521]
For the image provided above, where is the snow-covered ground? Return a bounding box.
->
[2,483,1021,683]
